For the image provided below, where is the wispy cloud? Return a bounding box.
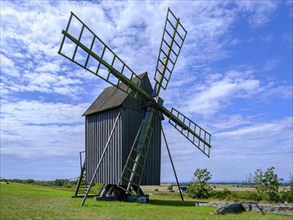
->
[164,68,292,117]
[262,58,281,72]
[235,1,278,27]
[185,70,260,116]
[1,100,88,158]
[161,116,292,181]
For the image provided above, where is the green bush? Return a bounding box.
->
[65,184,72,188]
[209,188,232,200]
[0,178,9,183]
[23,179,35,184]
[252,167,285,202]
[186,168,212,199]
[167,184,174,192]
[281,191,293,203]
[53,179,70,187]
[237,191,261,201]
[226,191,239,201]
[208,190,218,199]
[9,179,23,183]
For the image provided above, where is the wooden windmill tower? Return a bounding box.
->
[58,8,212,205]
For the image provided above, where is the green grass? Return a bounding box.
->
[0,183,291,220]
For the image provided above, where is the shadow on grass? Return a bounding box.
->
[148,199,208,207]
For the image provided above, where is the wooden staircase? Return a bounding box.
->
[73,160,88,198]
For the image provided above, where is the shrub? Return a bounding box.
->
[187,168,212,199]
[226,191,239,201]
[53,179,70,187]
[238,191,261,201]
[23,179,35,184]
[208,190,221,199]
[282,191,293,203]
[10,179,23,183]
[254,167,283,201]
[0,178,9,183]
[209,188,232,200]
[65,183,72,188]
[167,184,174,192]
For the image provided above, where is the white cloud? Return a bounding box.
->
[0,0,282,100]
[211,117,293,174]
[163,67,292,117]
[210,114,255,131]
[35,63,61,73]
[235,1,278,27]
[1,100,88,124]
[1,100,89,158]
[1,54,13,67]
[216,117,292,139]
[261,85,292,101]
[174,70,260,116]
[0,54,19,77]
[262,58,280,72]
[1,70,86,99]
[161,116,292,181]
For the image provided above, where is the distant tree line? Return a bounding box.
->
[0,177,77,187]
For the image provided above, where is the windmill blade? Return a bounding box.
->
[160,106,211,157]
[58,12,152,101]
[154,8,187,96]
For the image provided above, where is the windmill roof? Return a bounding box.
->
[83,73,148,116]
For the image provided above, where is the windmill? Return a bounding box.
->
[58,8,211,205]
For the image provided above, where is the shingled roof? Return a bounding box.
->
[83,73,147,116]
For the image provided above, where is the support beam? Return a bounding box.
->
[161,126,184,201]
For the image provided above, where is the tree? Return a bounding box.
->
[53,179,70,186]
[254,167,283,200]
[186,168,212,198]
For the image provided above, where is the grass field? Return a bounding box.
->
[0,183,291,220]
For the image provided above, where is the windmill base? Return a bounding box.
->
[94,184,149,203]
[126,195,149,203]
[94,194,149,203]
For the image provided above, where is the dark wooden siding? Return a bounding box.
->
[143,113,161,185]
[121,108,161,185]
[85,108,122,184]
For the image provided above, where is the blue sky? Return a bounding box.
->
[1,1,292,182]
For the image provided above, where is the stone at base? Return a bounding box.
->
[241,202,293,215]
[195,202,293,215]
[94,195,118,201]
[127,195,149,203]
[216,203,245,214]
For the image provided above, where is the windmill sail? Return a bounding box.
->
[58,12,147,97]
[160,106,211,157]
[154,8,187,95]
